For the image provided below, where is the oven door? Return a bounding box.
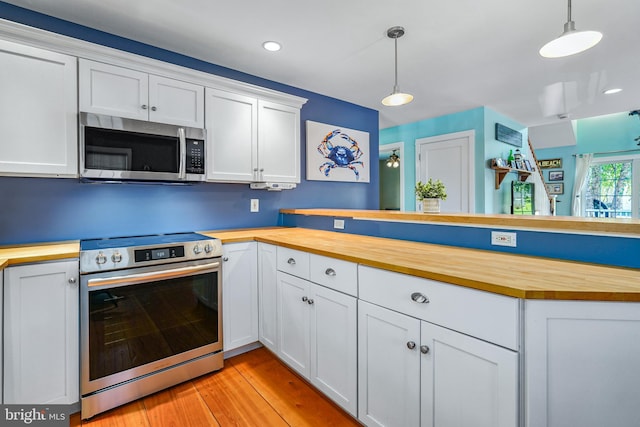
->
[80,258,222,395]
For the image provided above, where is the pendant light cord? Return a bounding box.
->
[393,37,399,92]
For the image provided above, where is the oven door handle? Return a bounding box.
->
[87,262,220,287]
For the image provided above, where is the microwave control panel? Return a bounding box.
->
[186,139,205,174]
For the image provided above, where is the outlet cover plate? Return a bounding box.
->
[491,231,517,247]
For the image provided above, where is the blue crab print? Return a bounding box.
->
[317,129,364,180]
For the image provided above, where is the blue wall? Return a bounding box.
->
[536,112,640,216]
[379,106,527,214]
[0,2,379,245]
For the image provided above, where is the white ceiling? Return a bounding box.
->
[4,0,640,129]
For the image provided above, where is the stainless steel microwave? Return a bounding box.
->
[80,112,206,182]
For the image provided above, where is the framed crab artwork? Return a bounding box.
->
[305,120,370,183]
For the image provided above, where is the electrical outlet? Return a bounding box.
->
[250,199,259,212]
[491,231,517,247]
[333,219,345,229]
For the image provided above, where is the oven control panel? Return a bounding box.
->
[80,234,222,274]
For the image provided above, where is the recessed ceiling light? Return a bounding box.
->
[603,88,622,95]
[262,41,281,52]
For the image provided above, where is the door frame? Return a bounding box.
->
[380,141,406,211]
[415,130,475,213]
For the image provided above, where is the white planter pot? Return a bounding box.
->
[422,198,441,213]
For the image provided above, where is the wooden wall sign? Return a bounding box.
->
[495,123,522,147]
[538,158,563,169]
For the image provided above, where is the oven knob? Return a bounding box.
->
[193,244,202,254]
[204,243,213,253]
[96,252,107,265]
[112,251,122,263]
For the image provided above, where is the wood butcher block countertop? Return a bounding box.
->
[0,241,80,269]
[205,227,640,302]
[1,228,638,302]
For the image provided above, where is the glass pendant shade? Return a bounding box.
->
[540,1,602,58]
[382,90,414,107]
[386,150,400,167]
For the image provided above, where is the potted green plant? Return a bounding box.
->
[415,178,447,213]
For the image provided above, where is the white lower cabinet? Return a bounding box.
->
[358,300,518,427]
[222,242,258,352]
[525,300,640,427]
[3,260,79,404]
[276,271,358,416]
[258,243,278,352]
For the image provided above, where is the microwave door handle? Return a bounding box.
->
[178,128,186,179]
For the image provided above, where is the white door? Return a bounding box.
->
[416,130,475,213]
[421,321,518,427]
[222,242,258,352]
[4,260,79,404]
[205,88,258,182]
[358,300,421,427]
[79,59,149,121]
[276,272,310,377]
[258,100,301,183]
[258,243,278,352]
[149,75,204,127]
[0,40,77,177]
[309,284,358,416]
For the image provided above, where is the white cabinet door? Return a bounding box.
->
[79,59,148,121]
[80,60,204,127]
[149,75,204,128]
[0,40,77,177]
[257,243,278,352]
[421,321,518,427]
[525,300,640,427]
[309,283,357,416]
[222,242,258,352]
[4,260,79,404]
[205,88,257,182]
[257,100,300,183]
[358,300,421,427]
[276,271,310,377]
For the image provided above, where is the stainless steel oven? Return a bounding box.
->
[79,233,223,419]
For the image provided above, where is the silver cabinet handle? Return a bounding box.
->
[307,299,314,305]
[325,268,336,277]
[287,258,296,265]
[222,257,229,262]
[302,296,308,302]
[407,341,416,350]
[420,345,430,354]
[141,104,148,110]
[411,292,429,304]
[151,106,157,111]
[68,277,77,284]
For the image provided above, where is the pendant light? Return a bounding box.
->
[539,0,602,58]
[381,26,414,106]
[386,150,400,168]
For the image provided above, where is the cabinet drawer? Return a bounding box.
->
[309,254,357,297]
[277,247,310,280]
[358,266,519,350]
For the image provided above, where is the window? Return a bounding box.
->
[582,156,640,218]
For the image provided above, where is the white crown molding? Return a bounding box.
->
[0,18,307,108]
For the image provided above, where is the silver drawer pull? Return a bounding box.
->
[307,299,314,305]
[411,292,429,304]
[325,268,336,277]
[287,258,296,265]
[407,341,416,350]
[302,296,308,302]
[420,345,430,354]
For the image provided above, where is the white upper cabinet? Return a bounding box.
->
[79,59,204,128]
[205,88,301,183]
[0,39,77,177]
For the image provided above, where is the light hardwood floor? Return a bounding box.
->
[70,347,362,426]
